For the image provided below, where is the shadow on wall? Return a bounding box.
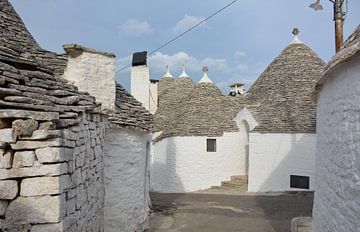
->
[150,138,185,193]
[253,134,315,231]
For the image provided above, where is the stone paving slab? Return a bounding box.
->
[148,192,314,232]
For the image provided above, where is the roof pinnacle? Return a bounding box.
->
[162,65,173,78]
[179,65,190,78]
[199,66,213,83]
[290,27,303,44]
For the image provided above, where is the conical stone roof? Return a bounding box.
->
[154,76,243,140]
[245,40,325,133]
[0,0,100,114]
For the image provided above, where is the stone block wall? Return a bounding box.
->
[0,110,107,232]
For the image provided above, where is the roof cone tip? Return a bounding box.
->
[162,65,173,78]
[199,66,213,83]
[179,65,190,78]
[290,28,303,44]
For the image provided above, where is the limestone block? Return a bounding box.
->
[62,129,78,141]
[6,195,66,224]
[38,121,55,130]
[0,200,8,216]
[21,175,70,196]
[0,128,16,143]
[13,151,35,168]
[0,150,12,169]
[70,168,82,186]
[67,188,77,199]
[75,184,86,210]
[75,152,85,168]
[12,119,38,136]
[66,197,76,215]
[11,139,67,150]
[0,109,59,121]
[31,222,65,232]
[19,130,62,140]
[0,163,68,180]
[0,180,18,199]
[35,147,72,163]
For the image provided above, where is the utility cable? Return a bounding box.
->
[116,0,239,73]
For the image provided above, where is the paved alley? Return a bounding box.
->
[148,192,313,232]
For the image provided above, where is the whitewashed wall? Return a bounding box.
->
[131,66,150,111]
[313,56,360,232]
[62,48,116,110]
[104,128,150,232]
[151,132,248,192]
[248,133,316,192]
[149,81,158,114]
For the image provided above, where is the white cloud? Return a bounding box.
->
[172,15,206,34]
[118,19,152,37]
[116,51,257,92]
[148,52,231,76]
[234,51,247,59]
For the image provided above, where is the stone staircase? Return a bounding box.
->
[211,175,248,191]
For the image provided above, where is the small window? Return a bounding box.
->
[207,139,216,152]
[290,175,310,189]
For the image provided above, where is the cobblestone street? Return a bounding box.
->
[148,192,313,232]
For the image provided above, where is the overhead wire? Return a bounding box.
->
[116,0,239,74]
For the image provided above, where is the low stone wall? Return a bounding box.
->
[0,109,107,232]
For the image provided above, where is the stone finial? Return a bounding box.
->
[162,65,173,78]
[179,65,190,78]
[292,28,299,36]
[199,66,213,83]
[202,66,209,73]
[290,28,303,44]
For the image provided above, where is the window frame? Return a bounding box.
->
[206,139,217,152]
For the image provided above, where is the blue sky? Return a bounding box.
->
[10,0,360,92]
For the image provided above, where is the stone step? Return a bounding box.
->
[230,175,248,183]
[221,181,248,190]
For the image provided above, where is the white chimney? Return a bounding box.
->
[62,44,116,110]
[131,51,150,110]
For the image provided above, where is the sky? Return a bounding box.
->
[9,0,360,93]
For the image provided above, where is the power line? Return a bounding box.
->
[116,0,239,73]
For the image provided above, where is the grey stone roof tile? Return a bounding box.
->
[105,83,154,132]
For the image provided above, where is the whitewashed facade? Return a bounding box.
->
[150,132,248,192]
[313,26,360,232]
[248,133,316,192]
[104,128,151,232]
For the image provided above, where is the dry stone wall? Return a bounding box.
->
[0,110,107,232]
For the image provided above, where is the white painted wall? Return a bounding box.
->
[313,55,360,232]
[248,133,316,192]
[149,81,158,114]
[131,65,150,110]
[150,132,248,193]
[104,128,151,232]
[62,49,116,110]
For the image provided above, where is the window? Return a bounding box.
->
[290,175,310,189]
[207,139,216,152]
